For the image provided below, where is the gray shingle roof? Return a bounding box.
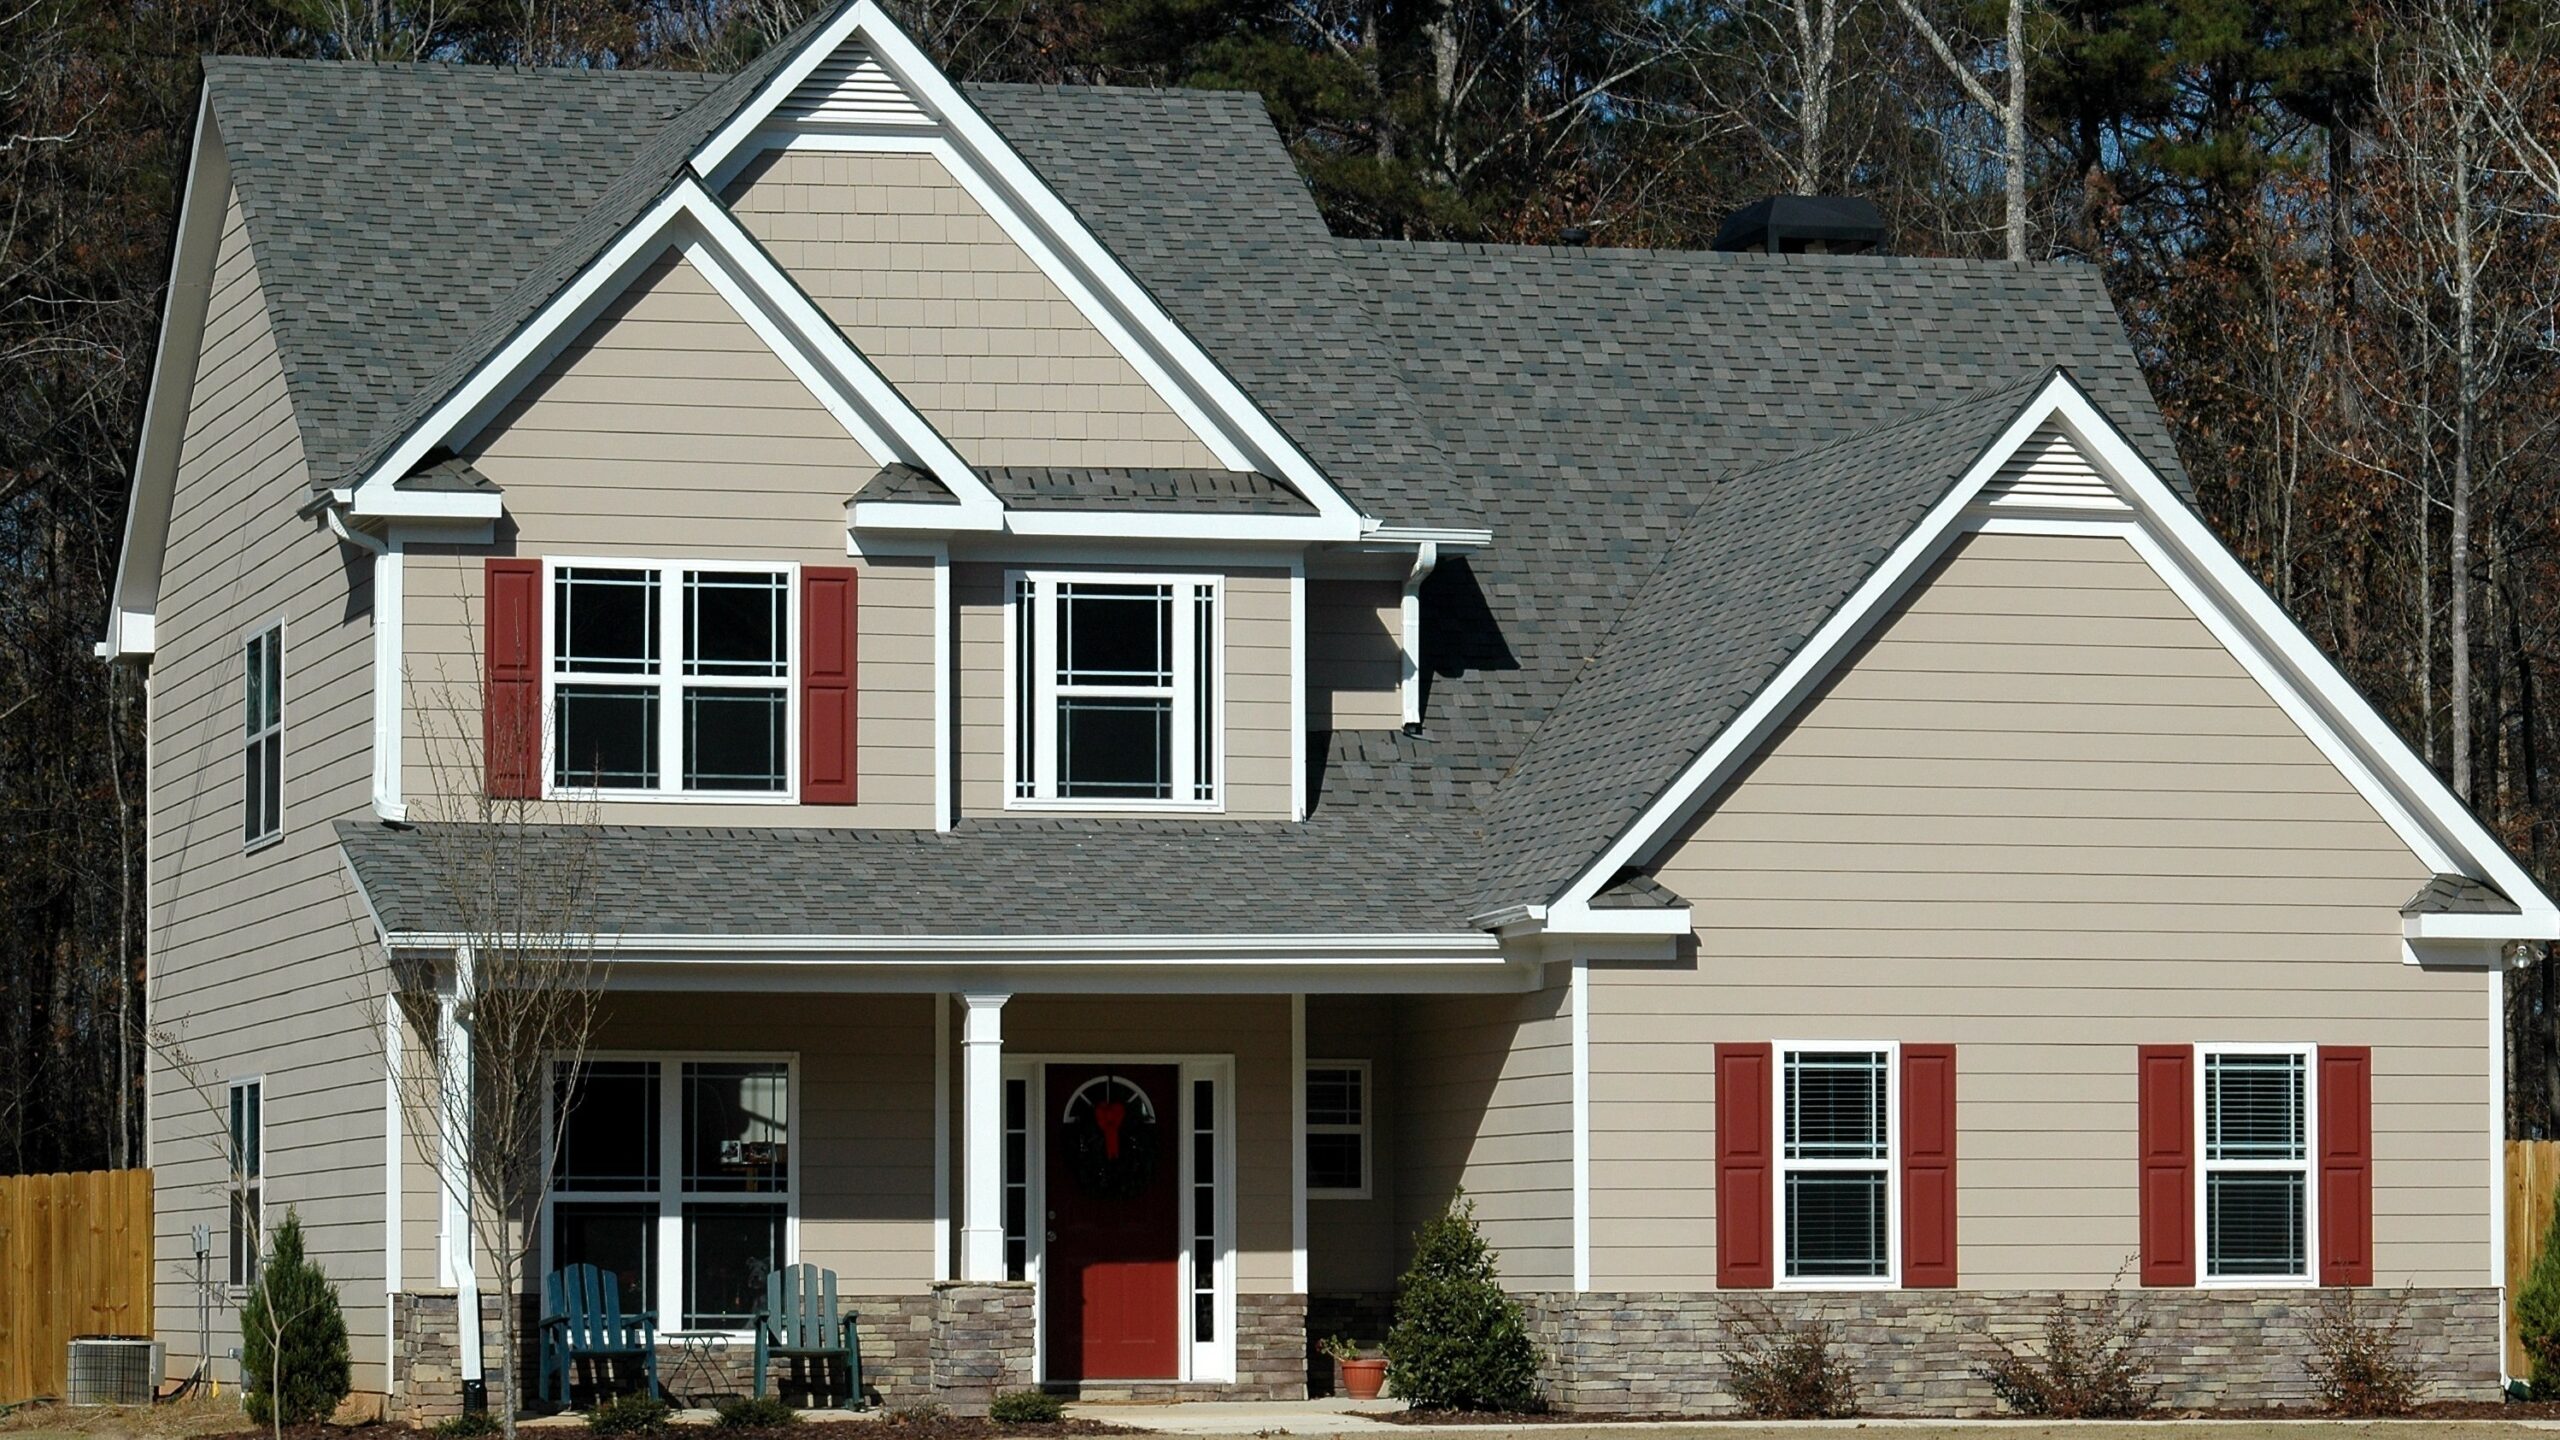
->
[857,462,960,503]
[396,454,501,494]
[206,39,2227,935]
[1468,371,2061,910]
[2404,873,2520,916]
[336,812,1473,937]
[856,461,1310,512]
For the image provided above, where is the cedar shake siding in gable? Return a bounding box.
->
[147,177,395,1390]
[398,249,938,827]
[953,562,1296,819]
[723,148,1223,470]
[1597,530,2474,1293]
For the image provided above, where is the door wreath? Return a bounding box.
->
[1062,1075,1162,1198]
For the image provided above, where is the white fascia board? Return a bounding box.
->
[345,486,504,522]
[1549,374,2076,913]
[104,95,222,658]
[2407,911,2560,942]
[1536,902,1695,937]
[1363,524,1495,549]
[689,0,1370,534]
[342,178,997,523]
[851,503,1356,543]
[1549,371,2560,940]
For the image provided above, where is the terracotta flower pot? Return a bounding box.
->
[1337,1356,1388,1401]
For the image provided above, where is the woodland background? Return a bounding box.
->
[6,0,2560,1172]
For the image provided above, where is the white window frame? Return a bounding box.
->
[540,558,800,804]
[1773,1040,1899,1291]
[2194,1041,2318,1289]
[227,1075,264,1289]
[242,620,284,851]
[1002,570,1223,812]
[1305,1060,1372,1201]
[541,1051,802,1336]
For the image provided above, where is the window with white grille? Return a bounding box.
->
[2201,1047,2310,1281]
[1778,1044,1895,1284]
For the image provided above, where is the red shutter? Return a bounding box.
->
[799,566,859,805]
[1716,1042,1775,1289]
[2137,1045,2195,1286]
[1901,1044,1958,1287]
[484,559,541,799]
[2319,1045,2374,1286]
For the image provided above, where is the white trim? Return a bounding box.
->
[1000,570,1224,811]
[1400,542,1437,728]
[1289,557,1308,821]
[384,1000,403,1312]
[689,3,1368,535]
[2193,1042,2319,1289]
[1772,1041,1900,1291]
[1291,996,1309,1292]
[374,537,406,821]
[226,1074,266,1291]
[344,180,999,526]
[1549,373,2560,942]
[932,546,954,833]
[1532,904,1695,937]
[959,992,1010,1282]
[541,557,799,804]
[1570,959,1591,1290]
[852,504,1360,544]
[934,991,953,1282]
[2494,968,2512,1382]
[541,1050,801,1336]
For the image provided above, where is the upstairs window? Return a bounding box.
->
[243,624,282,847]
[550,563,792,797]
[1779,1044,1895,1284]
[2202,1047,2309,1281]
[1007,572,1219,807]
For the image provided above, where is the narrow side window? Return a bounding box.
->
[242,625,282,847]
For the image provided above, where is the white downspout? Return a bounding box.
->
[325,510,406,821]
[1400,542,1438,730]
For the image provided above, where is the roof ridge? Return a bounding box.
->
[1344,235,2099,270]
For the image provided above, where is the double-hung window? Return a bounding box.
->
[228,1078,263,1287]
[550,1057,794,1330]
[550,563,792,797]
[2200,1046,2311,1282]
[243,624,282,847]
[1777,1043,1895,1284]
[1007,572,1220,807]
[1305,1063,1370,1198]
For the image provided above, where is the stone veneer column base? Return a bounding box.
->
[388,1292,516,1424]
[932,1281,1037,1415]
[1520,1288,2502,1416]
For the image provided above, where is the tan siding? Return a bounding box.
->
[1392,969,1574,1290]
[1309,581,1401,732]
[148,180,395,1392]
[1592,530,2471,1293]
[400,250,937,828]
[954,564,1294,819]
[724,149,1220,469]
[997,996,1297,1292]
[1307,996,1398,1295]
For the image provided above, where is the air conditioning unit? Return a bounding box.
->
[66,1336,163,1406]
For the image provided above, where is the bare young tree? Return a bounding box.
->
[366,654,614,1435]
[1890,0,2032,258]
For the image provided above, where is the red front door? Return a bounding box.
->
[1044,1064,1182,1381]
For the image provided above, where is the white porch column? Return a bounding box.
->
[438,956,484,1395]
[959,991,1011,1282]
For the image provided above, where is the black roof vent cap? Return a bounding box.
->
[1712,195,1886,255]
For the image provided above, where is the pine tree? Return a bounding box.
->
[1384,1194,1541,1411]
[2520,1189,2560,1397]
[241,1211,352,1432]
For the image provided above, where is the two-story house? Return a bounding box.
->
[105,0,2560,1419]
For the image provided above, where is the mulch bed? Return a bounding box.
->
[1385,1399,2560,1423]
[186,1419,1144,1439]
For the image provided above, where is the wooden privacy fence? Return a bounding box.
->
[0,1170,153,1404]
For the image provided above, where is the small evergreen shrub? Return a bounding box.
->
[2520,1187,2560,1396]
[716,1394,802,1429]
[1716,1303,1858,1418]
[587,1391,674,1435]
[2304,1286,2421,1416]
[988,1389,1066,1423]
[1975,1275,2159,1418]
[239,1211,352,1428]
[1383,1195,1541,1411]
[432,1412,504,1438]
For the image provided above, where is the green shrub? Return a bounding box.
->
[716,1394,802,1429]
[2520,1188,2560,1397]
[988,1389,1065,1423]
[1717,1303,1858,1418]
[1975,1278,2159,1418]
[432,1412,504,1438]
[239,1211,352,1429]
[1383,1195,1541,1411]
[588,1391,674,1435]
[2303,1286,2421,1416]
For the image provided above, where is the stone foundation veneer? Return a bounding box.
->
[931,1281,1037,1414]
[1520,1287,2502,1415]
[390,1292,516,1423]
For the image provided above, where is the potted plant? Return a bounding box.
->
[1322,1335,1389,1400]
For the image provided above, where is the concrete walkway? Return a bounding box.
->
[1056,1401,2560,1440]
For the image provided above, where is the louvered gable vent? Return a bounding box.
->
[777,42,931,128]
[1981,423,2128,511]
